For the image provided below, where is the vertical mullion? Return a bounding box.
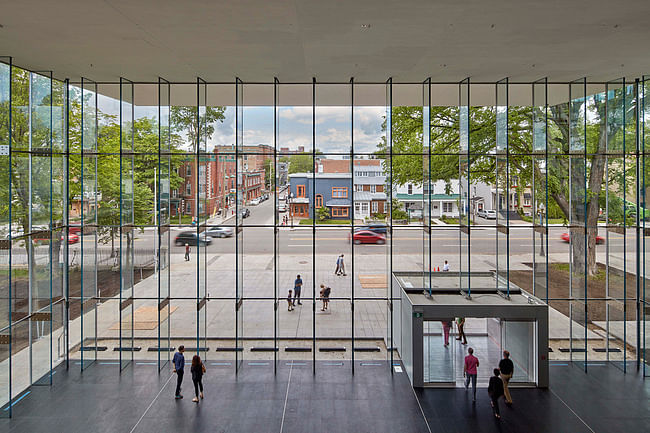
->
[387,77,393,371]
[274,77,278,372]
[350,77,355,374]
[312,77,316,374]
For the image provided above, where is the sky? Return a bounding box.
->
[94,91,385,154]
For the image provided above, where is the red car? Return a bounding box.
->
[33,233,79,245]
[560,232,605,245]
[351,230,386,245]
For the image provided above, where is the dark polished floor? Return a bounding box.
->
[1,360,648,432]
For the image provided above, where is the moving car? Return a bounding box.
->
[351,230,386,245]
[239,208,250,218]
[204,226,234,238]
[561,232,605,245]
[33,233,79,245]
[174,231,212,246]
[354,223,388,235]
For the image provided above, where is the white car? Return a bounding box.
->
[250,198,261,206]
[278,203,288,212]
[484,210,497,219]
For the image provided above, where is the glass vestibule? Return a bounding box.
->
[423,318,536,386]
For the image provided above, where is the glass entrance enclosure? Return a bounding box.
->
[395,272,547,388]
[2,56,650,413]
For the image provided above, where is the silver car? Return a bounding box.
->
[204,226,234,238]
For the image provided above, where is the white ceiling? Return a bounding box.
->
[2,0,649,83]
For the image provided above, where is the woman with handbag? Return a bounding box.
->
[190,355,206,403]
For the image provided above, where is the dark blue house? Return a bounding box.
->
[288,173,352,219]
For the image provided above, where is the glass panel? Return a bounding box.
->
[496,78,509,295]
[120,78,134,368]
[501,320,536,383]
[235,78,244,370]
[0,58,10,414]
[459,78,470,294]
[423,320,456,383]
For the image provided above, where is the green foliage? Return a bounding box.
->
[390,198,408,220]
[316,206,330,221]
[280,153,314,174]
[170,106,226,150]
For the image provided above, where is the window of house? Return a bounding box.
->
[332,187,348,198]
[315,194,323,208]
[443,202,452,213]
[186,183,191,196]
[186,202,191,213]
[297,185,306,198]
[331,207,349,217]
[370,185,376,193]
[361,202,369,213]
[372,201,378,213]
[407,184,413,195]
[186,165,191,176]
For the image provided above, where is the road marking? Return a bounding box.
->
[129,373,174,433]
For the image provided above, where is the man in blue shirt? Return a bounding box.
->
[293,274,303,306]
[173,345,185,399]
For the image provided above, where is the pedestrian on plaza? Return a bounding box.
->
[464,347,479,401]
[184,243,190,261]
[442,260,450,272]
[190,355,206,403]
[441,319,453,347]
[456,317,467,344]
[293,274,303,306]
[287,289,294,311]
[319,284,331,311]
[498,350,514,406]
[173,345,185,399]
[338,254,346,276]
[488,368,504,419]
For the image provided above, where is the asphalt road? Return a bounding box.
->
[7,195,637,263]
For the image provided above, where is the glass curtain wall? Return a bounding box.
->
[3,61,650,411]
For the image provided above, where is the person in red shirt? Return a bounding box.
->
[464,347,479,401]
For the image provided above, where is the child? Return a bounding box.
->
[287,289,294,311]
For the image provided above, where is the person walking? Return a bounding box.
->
[441,319,452,347]
[464,347,479,401]
[184,243,190,261]
[334,255,342,275]
[190,355,206,403]
[442,260,450,272]
[287,289,294,311]
[455,317,467,344]
[488,368,505,419]
[172,345,185,399]
[337,254,346,276]
[293,274,303,306]
[498,350,514,406]
[319,284,331,311]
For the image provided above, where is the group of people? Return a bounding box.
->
[463,347,515,420]
[172,345,206,403]
[441,317,468,346]
[287,274,331,311]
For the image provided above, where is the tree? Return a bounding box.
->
[385,89,631,276]
[280,153,314,174]
[170,106,226,152]
[316,206,330,222]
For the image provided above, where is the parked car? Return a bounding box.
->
[174,231,212,246]
[354,223,388,235]
[204,226,234,238]
[239,208,250,218]
[478,209,497,219]
[278,203,288,212]
[561,232,605,245]
[250,198,261,206]
[350,230,386,245]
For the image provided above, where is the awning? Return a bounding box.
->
[326,199,351,207]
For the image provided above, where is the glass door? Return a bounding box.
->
[423,320,456,385]
[500,320,536,384]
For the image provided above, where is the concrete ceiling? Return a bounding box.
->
[1,0,650,83]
